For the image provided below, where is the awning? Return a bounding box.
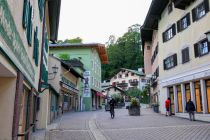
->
[96,92,106,98]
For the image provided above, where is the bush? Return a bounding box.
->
[130,98,140,107]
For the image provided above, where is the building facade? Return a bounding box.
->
[110,68,148,91]
[49,43,108,111]
[142,0,210,121]
[0,0,60,139]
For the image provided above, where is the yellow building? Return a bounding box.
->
[142,0,210,121]
[0,0,60,139]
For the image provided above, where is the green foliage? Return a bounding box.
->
[130,98,140,107]
[102,24,144,80]
[58,54,70,60]
[111,94,124,103]
[57,37,83,44]
[126,87,142,98]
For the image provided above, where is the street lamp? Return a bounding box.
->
[48,65,59,80]
[205,30,210,41]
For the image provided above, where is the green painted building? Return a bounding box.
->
[49,43,108,111]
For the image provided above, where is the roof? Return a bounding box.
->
[48,0,61,42]
[49,55,84,79]
[102,85,125,94]
[141,0,169,47]
[120,68,145,76]
[49,43,109,64]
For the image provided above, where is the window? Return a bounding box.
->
[112,82,116,86]
[147,46,150,50]
[163,54,177,70]
[118,74,122,78]
[177,13,191,32]
[168,2,173,14]
[192,1,209,22]
[194,39,210,57]
[114,76,117,79]
[177,85,183,113]
[131,73,134,76]
[151,44,159,64]
[182,47,190,63]
[194,81,203,112]
[125,73,128,77]
[162,24,176,42]
[141,79,146,82]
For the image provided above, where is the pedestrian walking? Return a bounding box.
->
[165,97,170,116]
[185,99,195,121]
[109,98,116,119]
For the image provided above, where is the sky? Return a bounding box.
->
[58,0,152,44]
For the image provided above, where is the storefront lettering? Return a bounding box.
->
[0,1,35,81]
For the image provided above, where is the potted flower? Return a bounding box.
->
[151,103,159,113]
[127,98,140,116]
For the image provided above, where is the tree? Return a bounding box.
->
[58,53,70,60]
[102,24,144,80]
[57,37,83,44]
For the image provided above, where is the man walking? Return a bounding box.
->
[109,98,116,119]
[165,97,170,116]
[185,99,195,121]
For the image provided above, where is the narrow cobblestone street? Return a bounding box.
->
[46,108,210,140]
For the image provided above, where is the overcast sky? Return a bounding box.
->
[58,0,152,44]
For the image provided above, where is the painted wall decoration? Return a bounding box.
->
[83,71,91,97]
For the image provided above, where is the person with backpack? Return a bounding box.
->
[109,98,116,119]
[185,99,196,121]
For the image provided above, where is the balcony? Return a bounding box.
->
[117,82,128,88]
[173,0,195,10]
[130,81,139,86]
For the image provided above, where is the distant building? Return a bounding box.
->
[110,68,149,91]
[49,43,108,111]
[141,0,210,122]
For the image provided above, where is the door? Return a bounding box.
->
[169,87,175,114]
[194,81,203,113]
[177,85,183,113]
[185,83,191,103]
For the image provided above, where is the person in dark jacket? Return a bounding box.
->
[185,99,195,121]
[109,98,116,118]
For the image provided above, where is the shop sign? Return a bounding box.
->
[83,71,91,97]
[0,0,35,81]
[161,69,210,87]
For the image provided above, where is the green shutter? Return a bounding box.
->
[22,0,29,28]
[33,27,39,66]
[38,0,44,21]
[27,4,33,46]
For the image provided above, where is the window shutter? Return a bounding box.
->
[186,48,189,62]
[204,0,209,12]
[192,8,196,22]
[27,4,33,46]
[177,20,181,32]
[172,24,176,36]
[33,27,39,66]
[163,59,166,70]
[22,0,29,29]
[194,44,199,57]
[162,32,166,43]
[186,13,191,26]
[208,41,210,53]
[173,54,177,66]
[182,49,185,63]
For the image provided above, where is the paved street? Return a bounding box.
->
[46,108,210,140]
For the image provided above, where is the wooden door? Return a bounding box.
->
[185,83,191,103]
[177,85,183,113]
[169,87,175,114]
[206,80,210,113]
[195,81,202,113]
